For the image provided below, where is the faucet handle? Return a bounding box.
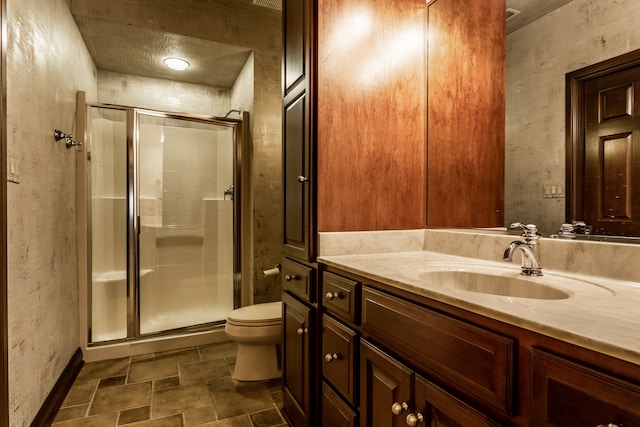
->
[510,222,540,239]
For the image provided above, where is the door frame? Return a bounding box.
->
[566,48,640,224]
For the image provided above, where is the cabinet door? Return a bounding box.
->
[322,382,358,427]
[415,375,501,427]
[360,340,414,427]
[531,348,640,427]
[322,315,356,404]
[283,90,313,261]
[281,291,314,427]
[283,0,311,95]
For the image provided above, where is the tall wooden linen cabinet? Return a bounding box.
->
[280,0,505,426]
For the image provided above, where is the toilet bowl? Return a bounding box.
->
[225,301,282,381]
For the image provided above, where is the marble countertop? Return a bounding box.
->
[318,250,640,365]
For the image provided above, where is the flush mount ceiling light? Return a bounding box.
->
[164,57,190,71]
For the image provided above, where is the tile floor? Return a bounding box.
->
[52,342,288,427]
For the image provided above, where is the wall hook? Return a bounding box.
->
[54,129,82,149]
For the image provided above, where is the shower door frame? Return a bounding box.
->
[81,100,244,346]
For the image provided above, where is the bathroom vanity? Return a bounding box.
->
[315,230,640,427]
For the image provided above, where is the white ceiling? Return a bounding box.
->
[506,0,573,34]
[71,0,573,88]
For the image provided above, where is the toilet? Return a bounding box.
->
[225,301,283,381]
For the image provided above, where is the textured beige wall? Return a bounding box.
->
[6,0,98,424]
[96,70,232,116]
[506,0,640,234]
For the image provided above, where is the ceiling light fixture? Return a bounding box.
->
[164,57,190,71]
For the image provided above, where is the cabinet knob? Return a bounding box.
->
[325,291,341,301]
[324,353,339,362]
[297,175,308,182]
[296,327,308,335]
[596,424,620,427]
[391,402,409,416]
[285,274,299,282]
[406,413,424,427]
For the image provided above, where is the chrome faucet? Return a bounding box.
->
[503,222,543,276]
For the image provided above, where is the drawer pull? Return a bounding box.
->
[324,353,339,362]
[285,274,299,282]
[325,291,342,301]
[391,401,409,415]
[406,413,424,426]
[296,327,308,335]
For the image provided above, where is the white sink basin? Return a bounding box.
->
[418,270,570,299]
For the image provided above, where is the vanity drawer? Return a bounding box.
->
[531,348,640,426]
[362,287,516,415]
[322,272,359,324]
[282,257,316,303]
[322,314,357,405]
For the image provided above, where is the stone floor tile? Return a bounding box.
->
[118,405,151,425]
[156,347,202,365]
[61,379,98,406]
[199,342,238,360]
[128,358,178,383]
[52,411,118,426]
[128,414,184,426]
[199,414,252,427]
[179,358,230,385]
[100,375,127,388]
[211,384,273,419]
[154,376,180,391]
[77,358,130,382]
[183,404,217,426]
[152,383,213,419]
[250,409,285,427]
[53,404,89,423]
[89,382,152,415]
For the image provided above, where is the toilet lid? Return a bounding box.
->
[227,301,282,326]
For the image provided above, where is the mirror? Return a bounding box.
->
[505,0,640,237]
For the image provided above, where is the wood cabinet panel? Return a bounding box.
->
[316,0,427,232]
[322,382,358,427]
[426,0,505,227]
[322,315,357,404]
[531,348,640,426]
[282,257,315,303]
[283,0,307,93]
[283,91,314,261]
[415,375,501,427]
[282,291,314,427]
[362,287,516,415]
[322,271,359,324]
[360,340,414,427]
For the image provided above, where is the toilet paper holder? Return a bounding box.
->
[262,263,281,277]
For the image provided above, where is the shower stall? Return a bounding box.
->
[77,97,246,359]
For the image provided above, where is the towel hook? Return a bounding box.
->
[54,129,82,149]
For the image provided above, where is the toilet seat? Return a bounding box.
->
[227,301,282,327]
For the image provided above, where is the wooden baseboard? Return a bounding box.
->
[31,347,84,427]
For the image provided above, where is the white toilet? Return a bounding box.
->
[225,301,283,381]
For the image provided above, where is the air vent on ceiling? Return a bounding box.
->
[253,0,282,11]
[506,7,521,19]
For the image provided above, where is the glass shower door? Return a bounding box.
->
[89,107,129,342]
[137,113,236,335]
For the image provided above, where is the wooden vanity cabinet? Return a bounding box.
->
[531,348,640,426]
[319,265,640,427]
[281,258,320,427]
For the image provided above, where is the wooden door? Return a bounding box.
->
[584,64,640,235]
[282,0,315,261]
[360,340,414,427]
[281,291,314,427]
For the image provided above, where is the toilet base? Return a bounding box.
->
[233,343,281,381]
